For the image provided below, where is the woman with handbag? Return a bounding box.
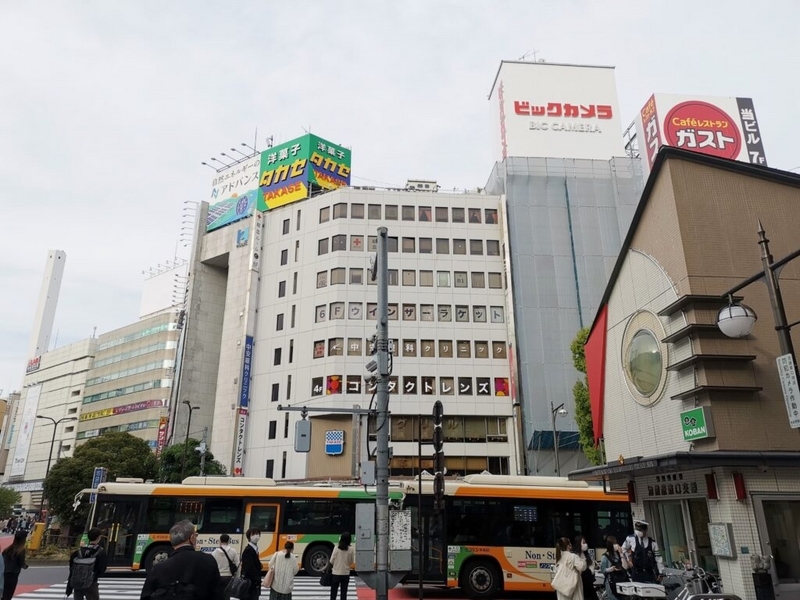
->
[328,531,355,600]
[551,537,586,600]
[600,536,629,600]
[264,541,299,600]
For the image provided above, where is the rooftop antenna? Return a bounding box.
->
[519,48,545,62]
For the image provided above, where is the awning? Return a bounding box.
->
[568,450,800,481]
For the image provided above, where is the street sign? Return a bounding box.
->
[776,354,800,429]
[89,467,108,504]
[680,407,714,442]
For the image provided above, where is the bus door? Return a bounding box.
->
[94,498,142,568]
[244,503,280,567]
[409,496,446,583]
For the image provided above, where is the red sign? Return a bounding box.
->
[514,102,613,119]
[26,356,41,374]
[155,417,169,457]
[663,101,741,160]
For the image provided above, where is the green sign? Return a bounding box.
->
[680,407,714,442]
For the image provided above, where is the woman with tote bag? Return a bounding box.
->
[551,537,586,600]
[263,541,299,600]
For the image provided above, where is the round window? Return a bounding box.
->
[626,329,663,397]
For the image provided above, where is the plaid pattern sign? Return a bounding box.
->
[325,430,344,455]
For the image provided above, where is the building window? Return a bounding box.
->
[280,249,288,266]
[455,305,470,322]
[402,304,416,320]
[271,383,279,402]
[332,234,347,251]
[291,305,296,328]
[330,302,345,320]
[388,303,398,320]
[490,306,505,323]
[486,240,500,256]
[401,205,415,221]
[295,240,300,262]
[438,305,452,322]
[331,268,346,285]
[403,340,417,356]
[278,281,286,297]
[385,205,398,220]
[473,306,487,322]
[457,340,471,358]
[282,219,290,235]
[273,348,282,365]
[419,270,433,287]
[492,341,507,359]
[470,239,483,255]
[488,272,503,288]
[318,238,329,255]
[367,303,377,319]
[266,460,274,478]
[439,340,453,358]
[313,340,325,358]
[402,237,415,253]
[292,271,298,294]
[453,239,467,254]
[452,207,465,223]
[368,204,381,219]
[388,237,398,252]
[315,305,327,323]
[284,412,290,436]
[350,268,364,285]
[475,341,489,358]
[349,302,362,320]
[350,235,364,251]
[328,338,344,356]
[420,305,434,321]
[454,272,468,288]
[296,209,301,230]
[288,339,294,363]
[368,236,377,252]
[276,313,284,331]
[402,270,416,286]
[388,269,398,286]
[333,202,348,219]
[351,203,364,219]
[316,271,327,288]
[419,238,432,254]
[419,206,432,222]
[471,272,485,288]
[485,209,498,224]
[348,338,362,356]
[281,451,287,478]
[468,208,481,223]
[421,340,435,357]
[436,238,449,254]
[437,271,450,287]
[286,374,292,400]
[435,207,448,222]
[320,207,330,223]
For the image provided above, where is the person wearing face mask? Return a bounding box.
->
[600,536,629,600]
[140,520,223,600]
[573,535,597,600]
[622,520,663,584]
[240,528,264,600]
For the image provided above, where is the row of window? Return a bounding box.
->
[310,374,511,397]
[83,379,171,404]
[77,418,160,440]
[316,268,506,291]
[314,338,508,359]
[320,203,499,225]
[85,360,174,388]
[92,341,177,369]
[315,302,506,324]
[318,235,501,256]
[97,323,177,352]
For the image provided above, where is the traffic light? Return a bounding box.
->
[432,400,445,510]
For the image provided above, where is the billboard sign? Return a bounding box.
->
[489,61,625,161]
[26,356,41,374]
[10,384,42,477]
[240,336,254,409]
[206,188,259,232]
[89,467,108,504]
[155,417,169,456]
[209,156,260,202]
[233,408,247,476]
[79,398,166,422]
[258,134,351,211]
[635,93,767,174]
[777,354,800,429]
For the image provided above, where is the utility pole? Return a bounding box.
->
[375,227,390,600]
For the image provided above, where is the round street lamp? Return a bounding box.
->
[717,302,758,338]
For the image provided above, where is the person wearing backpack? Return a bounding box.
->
[66,528,108,600]
[140,520,223,600]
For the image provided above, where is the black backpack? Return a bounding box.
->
[151,580,198,600]
[70,546,99,591]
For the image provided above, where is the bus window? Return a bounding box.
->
[146,498,174,533]
[594,504,631,547]
[283,500,355,534]
[202,499,243,534]
[250,505,277,533]
[547,503,590,547]
[175,499,205,529]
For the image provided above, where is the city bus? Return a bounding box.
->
[79,476,404,575]
[400,474,631,599]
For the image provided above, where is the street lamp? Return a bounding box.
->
[717,221,800,379]
[36,415,78,515]
[550,401,568,477]
[179,401,200,482]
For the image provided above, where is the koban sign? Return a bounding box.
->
[680,407,715,442]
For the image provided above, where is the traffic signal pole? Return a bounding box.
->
[375,227,390,600]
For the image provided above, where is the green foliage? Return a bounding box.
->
[43,432,158,528]
[158,438,226,484]
[571,327,603,466]
[0,486,21,517]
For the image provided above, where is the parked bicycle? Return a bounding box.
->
[662,566,722,600]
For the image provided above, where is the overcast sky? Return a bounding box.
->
[2,1,799,393]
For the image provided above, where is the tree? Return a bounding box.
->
[571,328,603,466]
[43,432,158,528]
[0,486,21,517]
[158,438,226,484]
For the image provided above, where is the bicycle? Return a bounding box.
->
[661,566,722,600]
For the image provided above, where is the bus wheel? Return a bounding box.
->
[143,544,172,571]
[303,543,332,577]
[460,559,501,599]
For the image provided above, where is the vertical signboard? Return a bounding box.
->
[777,354,800,429]
[249,212,263,273]
[155,417,169,456]
[635,93,768,175]
[89,467,108,504]
[10,384,42,477]
[233,335,254,477]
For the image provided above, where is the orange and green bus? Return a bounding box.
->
[401,474,631,599]
[80,476,404,575]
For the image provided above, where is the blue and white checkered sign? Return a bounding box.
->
[325,430,344,455]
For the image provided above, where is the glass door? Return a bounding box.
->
[656,501,690,569]
[244,503,280,568]
[686,499,716,574]
[754,495,800,599]
[94,499,143,568]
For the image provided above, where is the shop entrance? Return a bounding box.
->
[754,495,800,599]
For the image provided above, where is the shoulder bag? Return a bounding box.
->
[551,555,579,597]
[222,548,250,599]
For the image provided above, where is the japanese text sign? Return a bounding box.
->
[777,354,800,429]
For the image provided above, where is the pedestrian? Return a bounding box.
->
[574,534,597,600]
[240,528,263,600]
[212,534,240,591]
[140,520,222,600]
[551,536,585,600]
[328,531,355,600]
[1,531,29,600]
[66,527,108,600]
[600,536,629,600]
[265,541,299,600]
[622,520,663,583]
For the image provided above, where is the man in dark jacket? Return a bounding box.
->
[66,527,108,600]
[140,520,222,600]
